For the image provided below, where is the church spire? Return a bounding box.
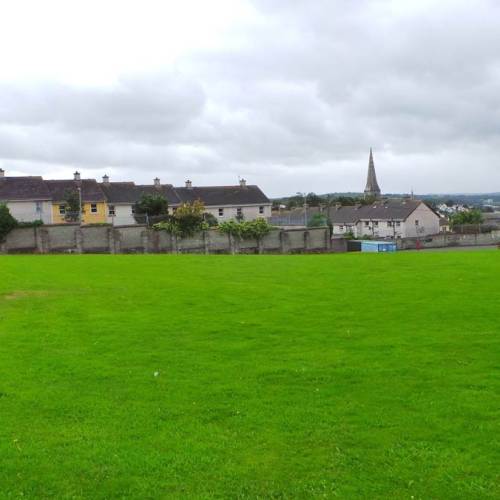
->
[364,148,381,198]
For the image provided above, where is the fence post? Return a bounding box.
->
[304,230,310,252]
[279,229,286,254]
[203,231,210,254]
[75,228,83,254]
[141,230,150,253]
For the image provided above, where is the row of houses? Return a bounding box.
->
[329,199,441,238]
[0,169,272,225]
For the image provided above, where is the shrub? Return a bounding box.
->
[16,220,44,228]
[0,204,18,242]
[153,200,208,237]
[134,194,169,224]
[203,213,219,227]
[307,213,328,227]
[218,218,274,240]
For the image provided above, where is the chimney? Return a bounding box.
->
[154,177,161,187]
[74,171,81,181]
[239,178,247,188]
[185,179,192,189]
[0,168,4,178]
[102,174,109,184]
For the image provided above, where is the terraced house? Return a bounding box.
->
[0,170,52,223]
[45,172,107,224]
[100,176,272,225]
[2,168,272,225]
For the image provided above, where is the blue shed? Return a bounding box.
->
[360,240,397,253]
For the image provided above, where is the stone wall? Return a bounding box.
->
[0,225,334,255]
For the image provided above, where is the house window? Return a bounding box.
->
[90,203,98,214]
[172,207,177,213]
[259,206,265,214]
[415,220,419,226]
[387,221,392,227]
[218,208,224,217]
[396,221,401,227]
[364,221,369,227]
[236,207,242,217]
[35,201,43,213]
[339,225,344,231]
[131,206,136,214]
[59,204,66,215]
[373,221,379,227]
[108,205,116,216]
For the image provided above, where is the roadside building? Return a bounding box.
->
[330,199,440,238]
[45,172,107,224]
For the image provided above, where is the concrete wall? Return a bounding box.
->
[1,225,333,254]
[397,230,500,249]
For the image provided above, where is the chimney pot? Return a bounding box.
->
[0,168,4,178]
[74,171,81,181]
[239,178,247,188]
[185,179,192,189]
[154,177,160,187]
[102,174,109,184]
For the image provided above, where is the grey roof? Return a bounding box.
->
[174,185,270,206]
[99,182,139,203]
[329,200,427,223]
[45,179,106,202]
[0,176,52,201]
[364,149,381,196]
[136,184,182,205]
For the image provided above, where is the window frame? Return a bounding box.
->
[90,203,98,214]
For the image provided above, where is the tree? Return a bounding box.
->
[307,213,328,227]
[0,204,17,242]
[153,200,207,237]
[450,209,484,227]
[63,189,83,222]
[203,212,219,227]
[133,194,168,224]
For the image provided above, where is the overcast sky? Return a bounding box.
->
[1,0,499,196]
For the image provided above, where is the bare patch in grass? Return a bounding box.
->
[2,290,50,301]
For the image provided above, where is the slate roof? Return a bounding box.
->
[136,184,182,205]
[45,179,106,202]
[99,182,139,203]
[0,176,52,201]
[329,200,426,223]
[174,185,270,206]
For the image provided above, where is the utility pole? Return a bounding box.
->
[77,187,82,225]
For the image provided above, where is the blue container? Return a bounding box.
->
[360,241,397,253]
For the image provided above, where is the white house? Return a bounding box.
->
[100,177,272,225]
[330,200,441,239]
[0,171,53,223]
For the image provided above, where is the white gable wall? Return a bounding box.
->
[404,203,440,237]
[5,200,52,223]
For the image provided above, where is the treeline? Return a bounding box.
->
[272,193,378,210]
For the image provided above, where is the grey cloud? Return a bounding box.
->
[1,0,500,195]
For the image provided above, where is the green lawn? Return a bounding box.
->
[0,253,499,499]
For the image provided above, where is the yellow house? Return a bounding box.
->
[45,173,107,224]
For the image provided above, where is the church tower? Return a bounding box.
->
[364,148,381,199]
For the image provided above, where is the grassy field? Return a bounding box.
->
[0,253,498,499]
